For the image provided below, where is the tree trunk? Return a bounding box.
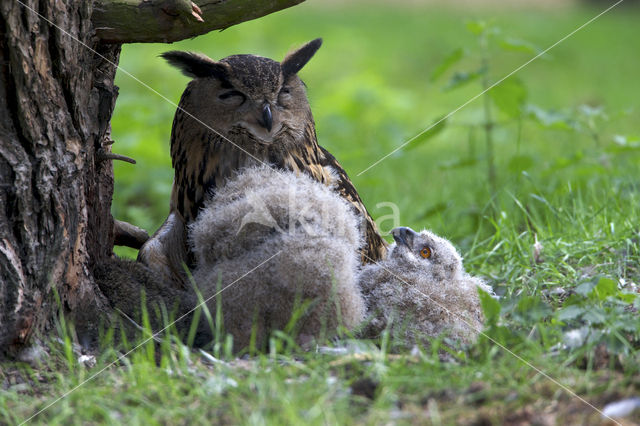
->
[0,0,120,355]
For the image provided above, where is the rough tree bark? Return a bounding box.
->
[0,0,119,355]
[0,0,304,356]
[93,0,305,43]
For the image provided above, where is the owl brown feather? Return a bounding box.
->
[139,39,387,285]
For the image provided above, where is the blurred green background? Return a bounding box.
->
[111,0,639,259]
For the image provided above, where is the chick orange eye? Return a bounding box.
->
[420,247,432,259]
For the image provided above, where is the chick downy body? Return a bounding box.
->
[359,227,492,347]
[189,165,366,351]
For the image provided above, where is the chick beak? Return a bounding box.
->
[391,227,418,249]
[260,103,273,132]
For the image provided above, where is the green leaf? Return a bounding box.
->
[591,277,618,301]
[582,306,607,324]
[557,305,585,321]
[574,280,597,297]
[526,104,577,130]
[489,77,527,118]
[430,48,464,81]
[614,317,640,333]
[602,332,631,355]
[444,68,485,91]
[499,38,542,55]
[608,134,640,152]
[478,288,501,325]
[466,20,487,36]
[405,117,448,150]
[438,157,478,170]
[617,292,638,303]
[547,152,584,172]
[515,296,551,322]
[585,328,604,344]
[578,104,605,118]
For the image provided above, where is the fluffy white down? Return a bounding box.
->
[188,166,491,351]
[359,230,493,347]
[188,165,366,351]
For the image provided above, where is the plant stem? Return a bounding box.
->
[514,116,523,196]
[480,36,497,198]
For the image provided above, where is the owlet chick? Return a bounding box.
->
[359,227,493,347]
[189,165,367,351]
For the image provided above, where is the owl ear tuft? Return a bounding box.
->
[161,51,230,81]
[281,38,322,78]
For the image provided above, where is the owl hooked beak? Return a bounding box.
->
[260,103,273,132]
[241,102,280,142]
[391,227,418,249]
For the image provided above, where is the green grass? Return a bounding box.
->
[2,1,640,424]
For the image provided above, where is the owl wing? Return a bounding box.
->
[270,124,388,263]
[315,145,388,263]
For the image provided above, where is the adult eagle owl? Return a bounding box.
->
[139,39,387,286]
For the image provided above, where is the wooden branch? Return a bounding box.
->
[97,150,137,164]
[92,0,306,44]
[114,220,150,249]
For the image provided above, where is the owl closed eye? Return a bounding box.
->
[161,39,322,144]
